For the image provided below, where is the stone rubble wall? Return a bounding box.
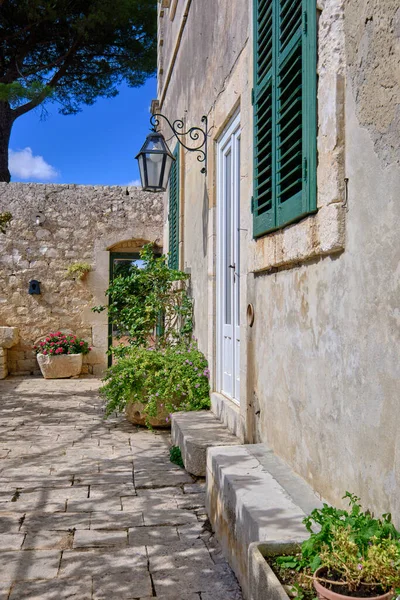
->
[0,183,163,376]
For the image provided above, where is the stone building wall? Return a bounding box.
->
[0,183,163,376]
[159,0,400,523]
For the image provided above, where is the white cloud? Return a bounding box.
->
[9,147,59,181]
[127,179,141,187]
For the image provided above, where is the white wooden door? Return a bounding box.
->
[217,114,241,404]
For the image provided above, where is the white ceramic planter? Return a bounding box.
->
[37,353,83,379]
[248,541,302,600]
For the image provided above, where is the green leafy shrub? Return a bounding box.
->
[92,244,192,351]
[66,262,92,280]
[276,493,400,596]
[170,446,184,468]
[100,340,211,421]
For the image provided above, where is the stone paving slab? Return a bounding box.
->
[8,578,92,600]
[23,530,74,550]
[0,533,25,550]
[0,379,243,599]
[0,550,61,583]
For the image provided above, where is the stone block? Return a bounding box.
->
[0,327,18,349]
[73,529,127,548]
[92,571,153,599]
[206,444,323,599]
[128,526,179,546]
[23,530,74,550]
[8,577,92,599]
[0,533,25,550]
[0,550,61,583]
[211,392,244,440]
[171,411,241,476]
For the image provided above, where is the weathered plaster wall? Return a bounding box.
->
[160,0,400,521]
[345,0,400,167]
[247,0,400,521]
[0,183,163,376]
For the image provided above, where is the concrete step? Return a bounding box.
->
[206,443,324,599]
[171,410,241,476]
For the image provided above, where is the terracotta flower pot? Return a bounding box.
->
[313,567,395,600]
[125,400,170,428]
[37,353,83,379]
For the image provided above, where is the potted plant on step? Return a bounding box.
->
[33,332,91,379]
[274,493,400,600]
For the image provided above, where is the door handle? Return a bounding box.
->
[228,264,235,269]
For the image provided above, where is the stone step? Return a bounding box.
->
[206,443,324,600]
[171,410,241,477]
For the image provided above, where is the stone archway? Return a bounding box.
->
[88,237,163,376]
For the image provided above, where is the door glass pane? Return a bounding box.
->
[225,150,232,325]
[236,136,241,326]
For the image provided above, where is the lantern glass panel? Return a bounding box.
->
[162,154,174,190]
[138,154,146,188]
[146,152,164,189]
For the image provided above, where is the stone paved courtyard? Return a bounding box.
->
[0,378,243,600]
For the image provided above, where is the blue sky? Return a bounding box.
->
[9,78,157,186]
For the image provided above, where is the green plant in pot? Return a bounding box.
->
[93,244,210,427]
[276,493,400,600]
[100,340,210,427]
[66,262,92,280]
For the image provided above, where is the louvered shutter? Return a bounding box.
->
[253,0,275,237]
[253,0,316,237]
[168,146,180,269]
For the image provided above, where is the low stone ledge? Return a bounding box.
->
[0,327,19,349]
[0,327,19,379]
[206,444,323,599]
[211,392,245,441]
[171,411,241,477]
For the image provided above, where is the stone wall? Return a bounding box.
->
[0,183,163,376]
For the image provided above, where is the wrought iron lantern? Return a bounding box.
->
[136,113,208,193]
[136,131,176,193]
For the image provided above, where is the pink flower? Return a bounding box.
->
[46,337,51,342]
[357,564,363,570]
[42,350,47,355]
[80,341,84,346]
[55,348,64,354]
[88,347,92,351]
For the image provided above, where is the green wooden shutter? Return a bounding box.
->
[253,0,275,237]
[168,146,180,269]
[253,0,316,237]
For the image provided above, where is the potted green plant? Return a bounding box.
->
[275,493,400,600]
[33,332,91,379]
[66,262,92,280]
[100,341,211,427]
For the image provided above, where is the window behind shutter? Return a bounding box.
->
[253,0,316,237]
[168,146,179,269]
